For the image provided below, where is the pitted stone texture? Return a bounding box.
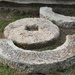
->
[4,18,59,49]
[0,34,75,74]
[40,7,75,28]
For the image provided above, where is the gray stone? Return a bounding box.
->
[40,7,75,28]
[0,34,75,74]
[4,18,59,49]
[0,0,75,5]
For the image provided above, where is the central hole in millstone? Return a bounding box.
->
[25,24,38,31]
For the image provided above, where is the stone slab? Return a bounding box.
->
[0,0,75,5]
[40,7,75,28]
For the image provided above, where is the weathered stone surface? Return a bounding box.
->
[4,18,59,49]
[0,34,75,74]
[40,7,75,28]
[0,0,75,5]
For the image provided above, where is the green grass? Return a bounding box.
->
[0,63,75,75]
[0,9,38,33]
[0,63,13,75]
[0,20,12,32]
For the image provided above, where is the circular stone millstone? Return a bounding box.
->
[4,18,59,49]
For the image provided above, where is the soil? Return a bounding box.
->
[0,33,4,38]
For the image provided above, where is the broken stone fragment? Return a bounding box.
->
[40,7,75,28]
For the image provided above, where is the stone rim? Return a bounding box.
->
[0,34,75,74]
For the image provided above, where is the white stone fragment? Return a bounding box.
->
[40,7,75,28]
[0,0,75,5]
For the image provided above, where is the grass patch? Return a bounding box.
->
[0,63,13,75]
[0,20,12,32]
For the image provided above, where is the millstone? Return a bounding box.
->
[4,18,60,49]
